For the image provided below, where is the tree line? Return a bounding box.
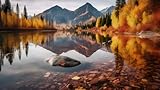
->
[93,0,126,30]
[76,13,112,31]
[0,0,54,29]
[96,13,112,28]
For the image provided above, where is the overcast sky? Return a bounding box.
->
[1,0,116,16]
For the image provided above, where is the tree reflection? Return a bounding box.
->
[0,31,103,71]
[95,33,111,44]
[111,35,160,83]
[18,45,21,60]
[25,42,29,56]
[0,31,55,71]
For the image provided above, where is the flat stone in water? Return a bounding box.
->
[46,55,81,67]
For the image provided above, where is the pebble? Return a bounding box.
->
[88,74,96,78]
[44,72,51,78]
[90,78,99,85]
[141,79,148,84]
[67,84,74,89]
[124,86,131,90]
[89,71,99,74]
[107,69,113,71]
[8,61,160,90]
[72,76,81,80]
[75,87,86,90]
[112,78,120,84]
[99,75,106,80]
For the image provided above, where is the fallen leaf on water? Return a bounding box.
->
[72,76,81,80]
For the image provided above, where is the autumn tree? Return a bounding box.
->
[24,6,27,19]
[96,17,102,28]
[0,1,52,29]
[1,0,11,26]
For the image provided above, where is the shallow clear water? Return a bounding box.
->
[0,31,115,88]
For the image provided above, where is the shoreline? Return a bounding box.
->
[0,28,57,33]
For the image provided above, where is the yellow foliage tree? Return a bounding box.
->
[111,0,156,32]
[96,17,101,28]
[0,9,51,29]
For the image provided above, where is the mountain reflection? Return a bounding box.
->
[41,31,104,57]
[0,31,108,71]
[111,35,160,83]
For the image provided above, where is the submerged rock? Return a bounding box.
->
[46,55,81,67]
[44,72,51,78]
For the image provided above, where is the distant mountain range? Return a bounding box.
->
[101,6,115,15]
[37,3,115,27]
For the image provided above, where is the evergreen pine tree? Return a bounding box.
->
[101,17,106,26]
[24,6,28,19]
[0,0,2,27]
[115,0,120,17]
[16,3,19,17]
[120,0,126,7]
[16,3,19,27]
[0,0,1,10]
[115,0,126,17]
[106,13,112,27]
[3,0,11,13]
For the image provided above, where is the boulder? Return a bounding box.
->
[46,55,81,67]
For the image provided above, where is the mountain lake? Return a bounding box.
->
[0,30,160,89]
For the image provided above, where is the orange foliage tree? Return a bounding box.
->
[111,0,160,32]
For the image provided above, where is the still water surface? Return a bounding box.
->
[0,31,114,88]
[0,30,160,88]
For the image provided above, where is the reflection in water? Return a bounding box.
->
[0,31,108,72]
[46,55,81,67]
[0,31,115,88]
[95,33,111,44]
[111,35,160,85]
[0,31,56,71]
[42,31,102,57]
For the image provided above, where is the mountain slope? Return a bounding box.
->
[39,5,75,24]
[74,3,103,18]
[37,3,103,26]
[101,6,115,15]
[73,3,103,25]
